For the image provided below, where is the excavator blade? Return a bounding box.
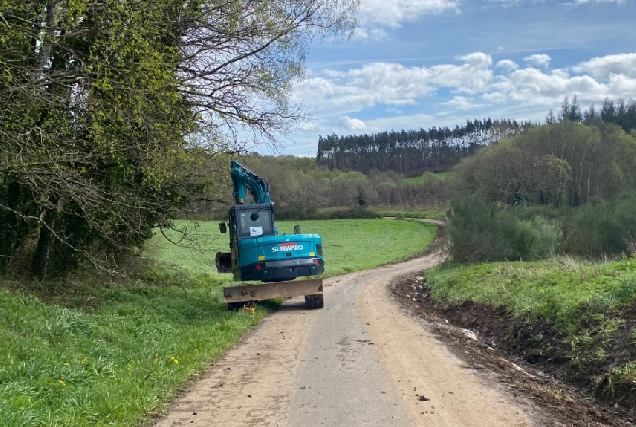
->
[223,278,323,303]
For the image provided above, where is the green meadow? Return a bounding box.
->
[146,219,438,277]
[0,219,437,426]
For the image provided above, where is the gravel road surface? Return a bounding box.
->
[155,251,536,427]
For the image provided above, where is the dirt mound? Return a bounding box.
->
[392,272,636,426]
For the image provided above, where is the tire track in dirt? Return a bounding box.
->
[359,253,530,426]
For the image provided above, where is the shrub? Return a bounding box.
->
[448,195,550,262]
[325,207,380,220]
[563,191,636,257]
[528,215,562,258]
[274,206,318,221]
[274,206,380,221]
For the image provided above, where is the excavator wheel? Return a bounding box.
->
[227,302,245,311]
[228,300,257,311]
[304,294,324,309]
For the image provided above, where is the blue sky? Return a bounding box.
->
[273,0,636,156]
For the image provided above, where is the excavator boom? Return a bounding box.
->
[230,160,271,205]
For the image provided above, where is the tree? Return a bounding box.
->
[559,95,582,122]
[546,109,556,124]
[0,0,358,278]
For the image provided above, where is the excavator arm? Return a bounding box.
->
[230,160,271,205]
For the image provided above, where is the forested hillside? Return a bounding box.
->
[185,155,450,219]
[316,118,532,175]
[448,106,636,261]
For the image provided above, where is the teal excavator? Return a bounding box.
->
[216,160,325,309]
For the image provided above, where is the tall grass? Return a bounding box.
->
[0,279,266,427]
[427,256,636,334]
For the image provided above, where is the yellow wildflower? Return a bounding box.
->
[59,380,66,387]
[64,363,69,367]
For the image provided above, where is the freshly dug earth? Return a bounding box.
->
[392,272,635,426]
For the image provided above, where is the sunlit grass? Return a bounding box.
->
[426,256,636,334]
[0,218,437,426]
[146,219,438,277]
[403,171,453,185]
[0,281,266,427]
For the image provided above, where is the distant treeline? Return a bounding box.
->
[316,118,533,175]
[581,98,636,133]
[184,156,450,220]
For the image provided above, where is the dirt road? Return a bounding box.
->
[155,249,543,427]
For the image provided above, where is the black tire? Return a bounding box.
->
[305,294,324,309]
[227,302,245,311]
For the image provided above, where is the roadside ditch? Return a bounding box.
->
[392,272,635,426]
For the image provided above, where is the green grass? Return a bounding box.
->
[146,219,438,277]
[0,218,437,426]
[0,278,266,427]
[426,256,636,335]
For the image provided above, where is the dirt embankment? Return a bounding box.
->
[392,272,636,427]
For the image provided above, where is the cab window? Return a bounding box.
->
[237,209,273,238]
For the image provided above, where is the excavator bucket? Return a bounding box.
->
[223,278,323,308]
[216,252,232,274]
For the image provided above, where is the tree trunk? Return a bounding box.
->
[0,180,22,272]
[31,203,57,280]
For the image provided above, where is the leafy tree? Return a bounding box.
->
[452,121,636,208]
[0,0,357,277]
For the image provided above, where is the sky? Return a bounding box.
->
[271,0,636,156]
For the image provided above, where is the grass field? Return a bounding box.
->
[427,257,636,334]
[426,256,636,403]
[0,218,437,427]
[146,219,438,277]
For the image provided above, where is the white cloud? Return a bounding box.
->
[482,92,507,103]
[338,116,367,131]
[573,52,636,80]
[523,54,551,67]
[552,69,570,79]
[290,51,636,148]
[298,122,320,132]
[493,68,607,104]
[358,0,460,28]
[324,69,346,78]
[351,27,391,41]
[496,59,519,71]
[608,73,636,92]
[440,96,484,110]
[292,53,494,116]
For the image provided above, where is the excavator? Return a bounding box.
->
[216,160,325,309]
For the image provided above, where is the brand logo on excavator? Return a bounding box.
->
[272,242,304,252]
